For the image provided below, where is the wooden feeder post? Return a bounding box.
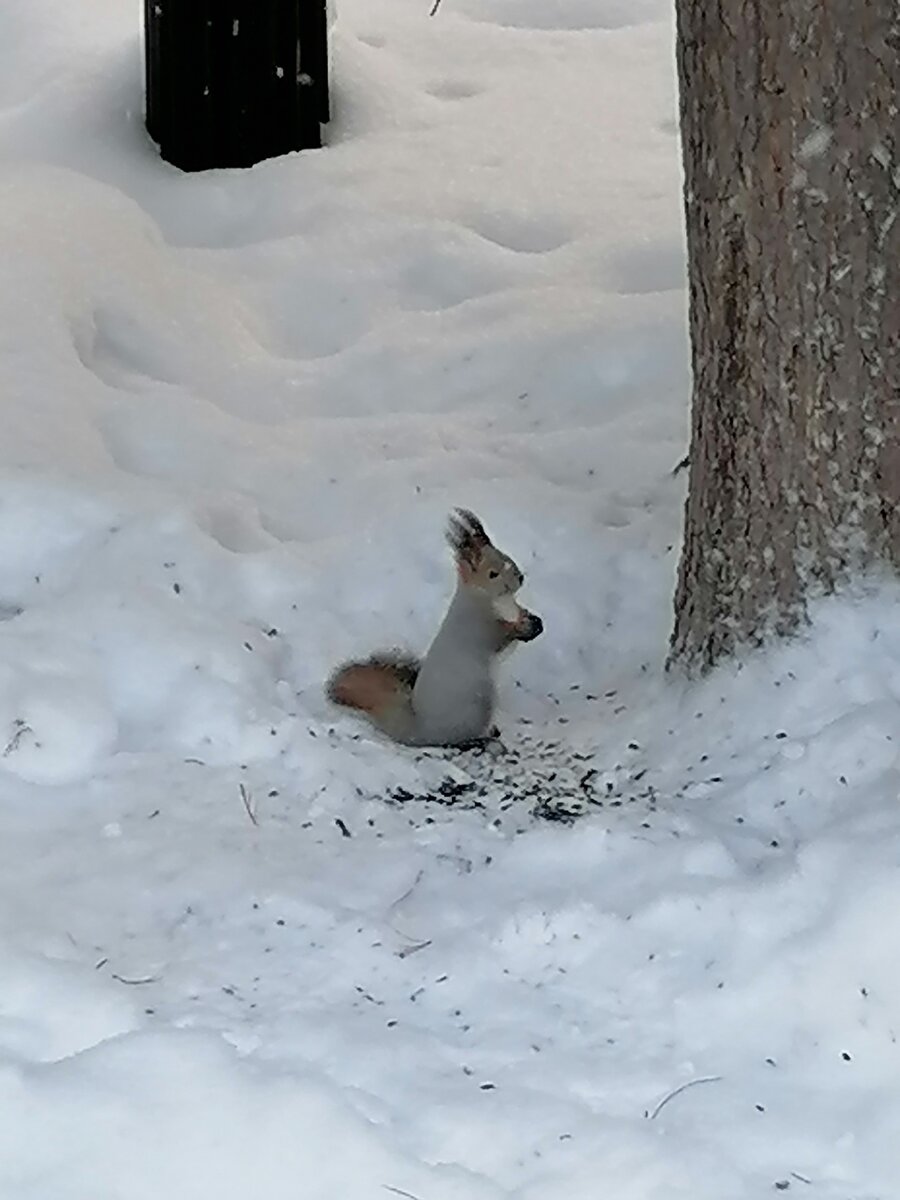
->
[144,0,329,171]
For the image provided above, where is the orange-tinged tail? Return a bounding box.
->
[326,652,419,714]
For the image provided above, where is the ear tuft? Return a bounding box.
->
[446,508,491,567]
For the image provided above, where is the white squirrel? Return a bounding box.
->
[327,509,543,746]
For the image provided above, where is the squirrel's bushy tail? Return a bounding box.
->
[326,651,422,744]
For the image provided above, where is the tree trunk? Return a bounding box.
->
[670,0,900,671]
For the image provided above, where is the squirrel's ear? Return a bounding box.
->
[446,508,491,567]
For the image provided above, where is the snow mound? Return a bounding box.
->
[0,949,138,1063]
[0,1029,500,1200]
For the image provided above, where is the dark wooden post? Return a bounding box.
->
[144,1,329,172]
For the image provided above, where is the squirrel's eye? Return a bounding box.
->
[488,570,499,579]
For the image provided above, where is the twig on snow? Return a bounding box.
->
[429,0,443,13]
[383,1187,421,1200]
[646,1074,722,1120]
[395,939,432,960]
[388,870,430,955]
[389,869,425,912]
[239,783,259,827]
[112,973,159,986]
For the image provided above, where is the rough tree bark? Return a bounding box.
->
[670,0,900,670]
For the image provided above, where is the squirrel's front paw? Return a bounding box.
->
[517,611,543,642]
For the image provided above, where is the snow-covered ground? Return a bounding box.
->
[0,2,897,1197]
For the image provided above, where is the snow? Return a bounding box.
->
[0,1,896,1198]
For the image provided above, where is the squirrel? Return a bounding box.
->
[326,509,543,746]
